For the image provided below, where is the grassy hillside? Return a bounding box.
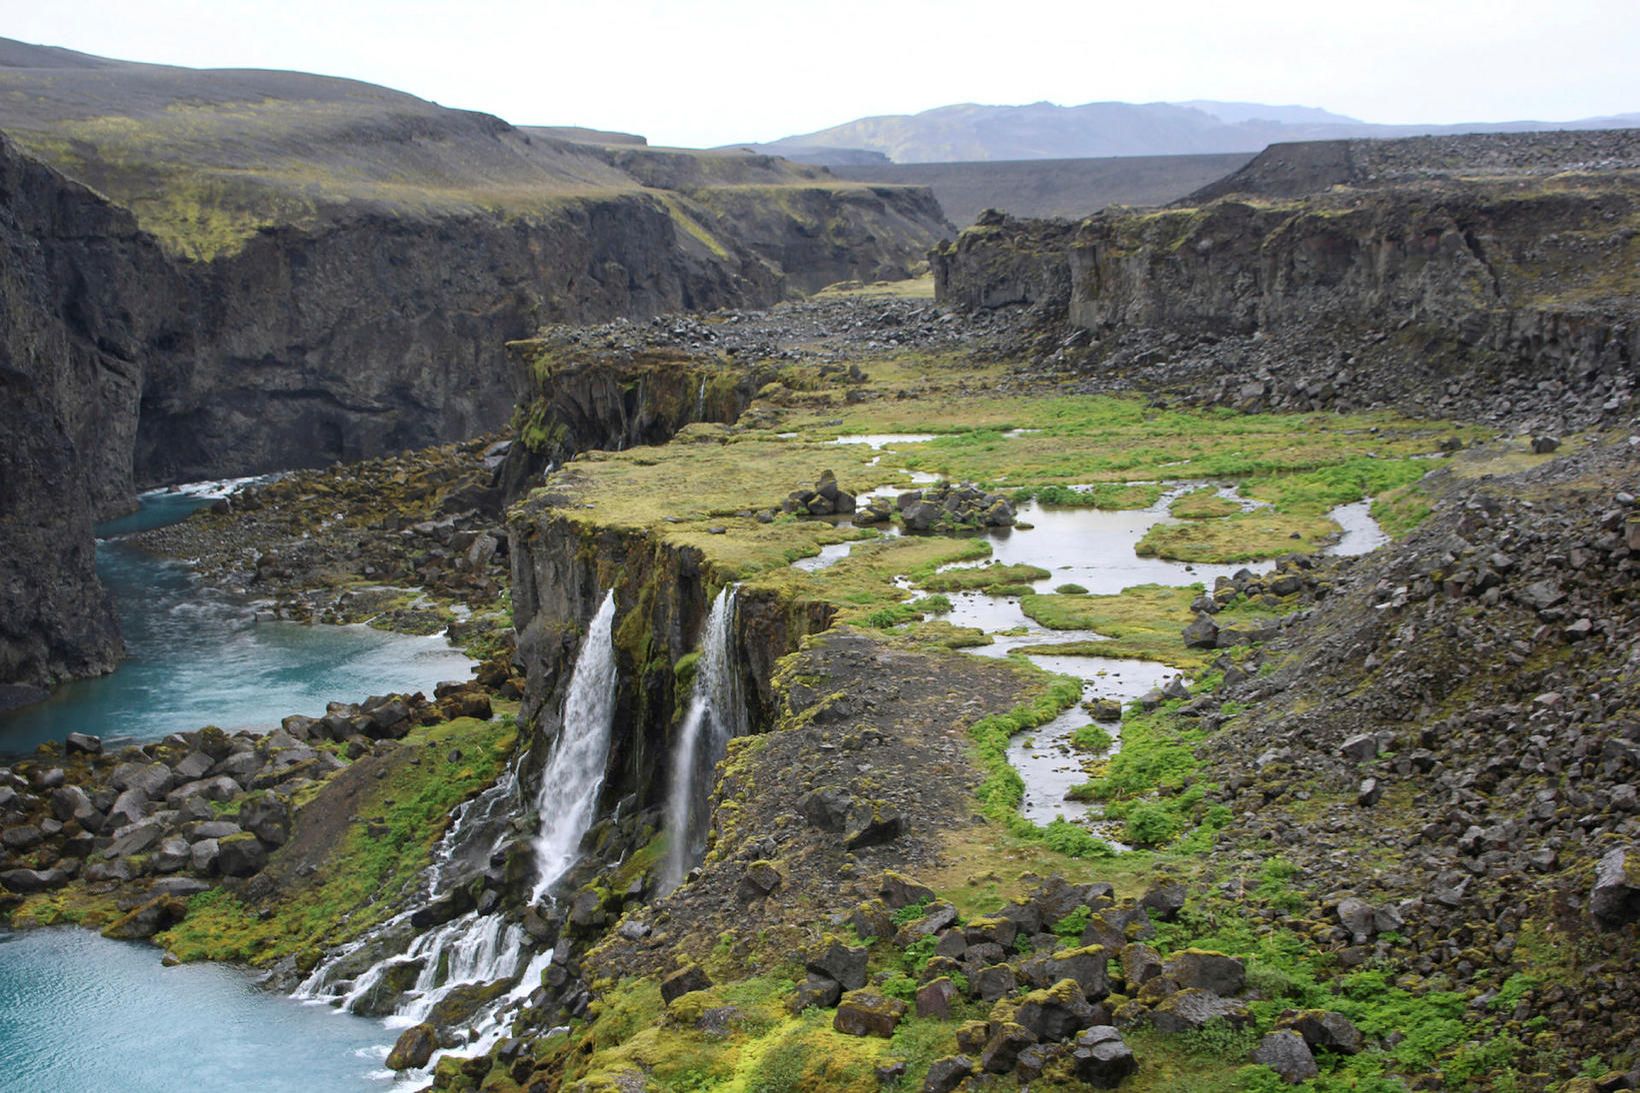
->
[0,37,939,262]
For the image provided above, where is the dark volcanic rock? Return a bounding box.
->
[1590,846,1640,925]
[1071,1025,1138,1088]
[1252,1029,1319,1083]
[833,989,907,1038]
[660,964,712,1005]
[386,1023,437,1071]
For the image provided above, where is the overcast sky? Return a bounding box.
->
[4,0,1636,147]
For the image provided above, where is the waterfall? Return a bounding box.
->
[294,590,622,1071]
[529,589,620,901]
[660,586,746,892]
[695,375,707,419]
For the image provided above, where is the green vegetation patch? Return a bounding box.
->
[965,664,1111,859]
[1020,584,1204,669]
[1135,509,1339,563]
[782,387,1479,493]
[1169,487,1244,519]
[1371,481,1434,538]
[1017,584,1287,671]
[919,562,1051,593]
[1015,482,1165,509]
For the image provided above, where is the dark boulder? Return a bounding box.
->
[1150,989,1252,1034]
[1164,949,1246,996]
[735,860,782,903]
[0,867,70,893]
[880,871,934,909]
[980,1022,1038,1073]
[386,1023,437,1071]
[64,732,102,756]
[102,895,187,940]
[1072,1025,1138,1088]
[921,1055,974,1093]
[660,964,712,1004]
[916,977,959,1019]
[1014,979,1098,1042]
[1253,1029,1320,1082]
[834,989,907,1038]
[1590,846,1640,926]
[239,796,291,847]
[844,800,902,849]
[1277,1010,1364,1054]
[806,939,868,991]
[217,832,268,877]
[790,973,842,1013]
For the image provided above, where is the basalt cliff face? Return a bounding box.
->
[0,133,160,696]
[932,130,1639,429]
[0,40,949,690]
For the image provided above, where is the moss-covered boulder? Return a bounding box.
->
[833,989,907,1038]
[386,1022,437,1071]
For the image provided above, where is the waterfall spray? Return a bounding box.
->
[659,586,746,892]
[530,590,619,901]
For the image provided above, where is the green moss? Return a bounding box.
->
[1372,481,1434,537]
[1071,722,1113,752]
[1136,509,1339,563]
[919,563,1051,593]
[1013,583,1281,670]
[1170,487,1244,519]
[1015,483,1165,509]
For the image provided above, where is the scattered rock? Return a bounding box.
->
[661,964,712,1005]
[834,989,908,1038]
[386,1023,437,1070]
[1252,1029,1319,1083]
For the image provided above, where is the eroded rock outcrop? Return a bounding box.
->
[932,130,1640,430]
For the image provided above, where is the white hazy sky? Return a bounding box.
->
[3,0,1636,147]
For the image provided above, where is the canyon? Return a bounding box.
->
[0,38,1637,1093]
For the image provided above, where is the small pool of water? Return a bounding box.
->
[0,483,475,755]
[0,928,388,1092]
[829,433,937,449]
[993,494,1271,595]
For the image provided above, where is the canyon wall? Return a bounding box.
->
[933,131,1640,405]
[0,134,159,695]
[0,143,944,692]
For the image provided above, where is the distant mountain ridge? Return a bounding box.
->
[743,99,1640,164]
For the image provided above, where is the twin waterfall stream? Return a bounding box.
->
[294,588,745,1078]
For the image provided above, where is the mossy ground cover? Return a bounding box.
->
[1170,487,1245,519]
[777,383,1479,491]
[155,709,518,965]
[1018,584,1292,671]
[543,362,1477,585]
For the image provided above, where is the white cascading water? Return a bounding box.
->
[294,590,622,1075]
[530,589,620,902]
[659,586,746,892]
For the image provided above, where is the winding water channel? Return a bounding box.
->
[792,460,1388,839]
